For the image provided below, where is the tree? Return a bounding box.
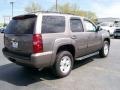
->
[51,3,97,22]
[25,1,41,13]
[51,3,78,13]
[84,11,97,22]
[0,23,4,27]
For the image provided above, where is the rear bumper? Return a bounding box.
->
[2,48,53,68]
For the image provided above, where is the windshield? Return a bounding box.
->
[115,22,120,27]
[5,16,36,34]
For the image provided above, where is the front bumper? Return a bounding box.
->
[2,48,53,68]
[114,33,120,37]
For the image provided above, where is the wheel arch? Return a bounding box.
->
[50,43,76,66]
[104,38,110,45]
[56,44,75,58]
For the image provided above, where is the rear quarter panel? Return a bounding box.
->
[42,33,76,66]
[50,35,76,66]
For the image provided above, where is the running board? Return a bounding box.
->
[76,52,99,61]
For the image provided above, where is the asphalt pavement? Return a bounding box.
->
[0,33,120,90]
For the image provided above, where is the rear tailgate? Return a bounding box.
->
[4,14,37,55]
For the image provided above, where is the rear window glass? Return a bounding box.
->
[70,18,84,32]
[5,16,36,34]
[41,16,65,33]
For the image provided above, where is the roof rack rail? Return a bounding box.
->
[29,10,75,15]
[29,11,60,14]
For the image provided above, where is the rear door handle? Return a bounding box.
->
[71,35,77,39]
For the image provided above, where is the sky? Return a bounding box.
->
[0,0,120,22]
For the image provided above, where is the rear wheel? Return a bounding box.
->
[99,41,110,57]
[53,51,73,78]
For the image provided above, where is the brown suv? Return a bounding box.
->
[2,12,110,78]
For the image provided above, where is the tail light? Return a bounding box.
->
[33,34,43,53]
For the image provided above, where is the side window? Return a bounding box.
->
[70,18,84,32]
[42,16,65,33]
[84,20,96,32]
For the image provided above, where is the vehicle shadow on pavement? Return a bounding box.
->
[73,54,103,70]
[0,63,56,86]
[0,55,99,86]
[73,57,94,70]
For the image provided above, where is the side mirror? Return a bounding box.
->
[96,26,102,32]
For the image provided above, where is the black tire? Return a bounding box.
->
[99,41,110,57]
[114,36,117,39]
[53,51,73,78]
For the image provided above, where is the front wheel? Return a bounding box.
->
[53,51,73,78]
[99,41,110,57]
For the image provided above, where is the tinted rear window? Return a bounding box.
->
[5,16,36,34]
[70,18,84,32]
[41,16,65,33]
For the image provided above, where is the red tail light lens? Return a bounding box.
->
[33,34,43,53]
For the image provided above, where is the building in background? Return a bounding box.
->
[97,18,120,24]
